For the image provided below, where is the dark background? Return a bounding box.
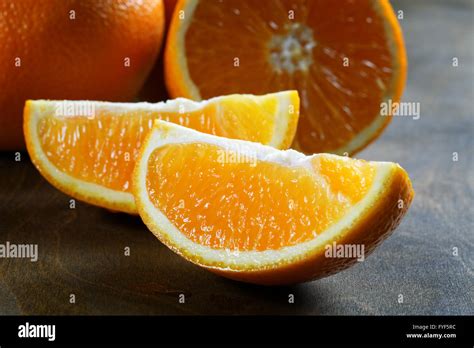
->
[0,0,472,315]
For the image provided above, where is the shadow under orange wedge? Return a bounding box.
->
[24,91,299,214]
[165,0,407,155]
[133,120,414,285]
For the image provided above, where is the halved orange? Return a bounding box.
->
[24,91,299,214]
[133,120,414,285]
[165,0,407,155]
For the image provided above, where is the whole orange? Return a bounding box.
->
[0,0,164,150]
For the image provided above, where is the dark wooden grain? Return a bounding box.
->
[0,0,472,315]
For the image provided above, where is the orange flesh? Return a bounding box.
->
[37,102,275,192]
[184,0,397,153]
[146,143,375,251]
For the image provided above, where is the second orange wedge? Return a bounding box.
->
[24,91,299,213]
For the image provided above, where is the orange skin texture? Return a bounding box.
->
[0,0,164,150]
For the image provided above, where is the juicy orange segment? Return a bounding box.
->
[165,0,407,155]
[133,120,414,285]
[315,156,375,204]
[24,91,299,213]
[37,114,149,193]
[146,143,375,251]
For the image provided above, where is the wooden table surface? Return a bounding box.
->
[0,0,472,315]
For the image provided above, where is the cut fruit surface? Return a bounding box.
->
[133,120,414,285]
[165,0,407,155]
[24,91,299,214]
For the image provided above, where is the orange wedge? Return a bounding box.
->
[133,120,414,285]
[165,0,407,155]
[24,91,299,214]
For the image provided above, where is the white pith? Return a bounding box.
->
[135,120,396,269]
[268,23,316,74]
[29,92,290,116]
